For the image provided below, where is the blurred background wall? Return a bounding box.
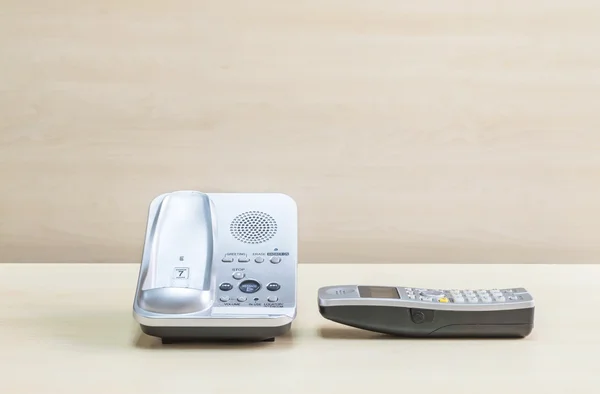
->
[1,0,599,264]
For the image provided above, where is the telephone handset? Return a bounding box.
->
[133,190,298,343]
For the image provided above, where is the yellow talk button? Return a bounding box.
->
[438,297,449,303]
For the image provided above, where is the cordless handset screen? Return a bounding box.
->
[358,286,400,299]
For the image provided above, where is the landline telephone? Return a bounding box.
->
[132,190,298,343]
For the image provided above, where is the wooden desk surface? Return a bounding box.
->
[1,263,598,393]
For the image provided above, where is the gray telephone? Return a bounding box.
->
[132,190,298,343]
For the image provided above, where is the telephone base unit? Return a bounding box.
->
[132,191,298,344]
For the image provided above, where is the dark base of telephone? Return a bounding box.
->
[140,322,292,344]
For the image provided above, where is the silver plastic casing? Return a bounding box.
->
[133,191,298,342]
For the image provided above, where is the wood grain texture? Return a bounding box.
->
[0,263,599,393]
[1,1,600,263]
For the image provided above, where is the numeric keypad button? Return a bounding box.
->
[453,297,465,303]
[420,296,433,302]
[467,297,479,303]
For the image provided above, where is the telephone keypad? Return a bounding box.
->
[399,287,530,304]
[217,250,293,307]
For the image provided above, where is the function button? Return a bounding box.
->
[411,311,426,324]
[266,282,281,291]
[410,309,434,324]
[239,280,261,294]
[407,294,416,300]
[405,287,413,292]
[467,297,479,303]
[222,257,234,263]
[508,295,518,301]
[494,295,506,302]
[219,282,233,291]
[421,290,444,298]
[270,257,282,264]
[255,257,264,263]
[453,296,465,303]
[238,257,250,263]
[267,296,278,302]
[220,295,230,302]
[481,296,492,303]
[420,296,433,302]
[237,296,247,302]
[233,272,245,280]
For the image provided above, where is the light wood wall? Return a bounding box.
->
[2,0,600,264]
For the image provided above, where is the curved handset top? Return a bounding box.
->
[138,191,214,314]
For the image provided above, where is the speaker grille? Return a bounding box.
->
[230,211,277,244]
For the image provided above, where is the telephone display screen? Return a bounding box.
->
[358,286,400,299]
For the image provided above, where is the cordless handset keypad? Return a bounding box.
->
[400,287,531,305]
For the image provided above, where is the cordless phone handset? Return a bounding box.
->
[137,192,214,315]
[318,285,534,338]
